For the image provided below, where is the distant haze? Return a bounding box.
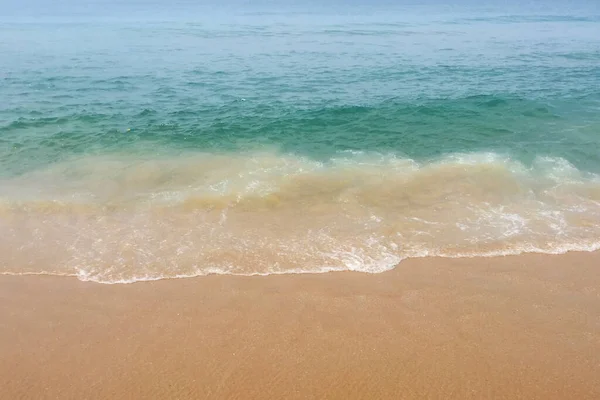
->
[2,0,599,22]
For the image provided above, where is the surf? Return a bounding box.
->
[1,150,600,283]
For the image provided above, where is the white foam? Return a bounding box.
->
[78,237,600,284]
[3,149,600,284]
[4,237,600,285]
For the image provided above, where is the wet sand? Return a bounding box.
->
[1,252,599,399]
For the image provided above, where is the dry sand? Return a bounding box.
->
[1,252,599,399]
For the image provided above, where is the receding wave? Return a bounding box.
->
[1,150,600,283]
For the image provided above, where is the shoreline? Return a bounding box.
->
[1,251,599,399]
[5,247,600,284]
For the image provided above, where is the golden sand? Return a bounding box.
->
[1,252,599,399]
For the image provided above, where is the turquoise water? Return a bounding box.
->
[1,4,600,282]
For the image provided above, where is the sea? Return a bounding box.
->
[1,1,599,283]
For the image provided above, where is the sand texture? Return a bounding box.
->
[1,252,599,399]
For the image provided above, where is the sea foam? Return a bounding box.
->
[1,150,600,283]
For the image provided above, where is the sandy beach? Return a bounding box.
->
[1,252,599,399]
[4,1,600,399]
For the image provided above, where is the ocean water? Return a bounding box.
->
[1,2,600,283]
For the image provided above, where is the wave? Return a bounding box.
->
[1,94,584,178]
[1,150,600,283]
